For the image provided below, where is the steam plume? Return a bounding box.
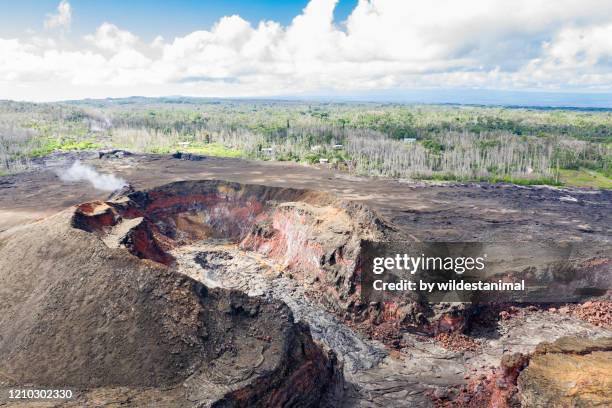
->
[57,160,127,191]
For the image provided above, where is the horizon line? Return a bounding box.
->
[4,92,612,111]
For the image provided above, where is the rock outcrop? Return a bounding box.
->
[517,336,612,407]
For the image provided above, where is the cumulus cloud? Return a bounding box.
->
[85,23,140,52]
[44,0,72,30]
[3,0,612,100]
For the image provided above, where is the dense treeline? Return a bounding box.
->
[1,99,610,187]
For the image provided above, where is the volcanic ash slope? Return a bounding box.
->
[0,209,342,407]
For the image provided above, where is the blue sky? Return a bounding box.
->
[1,0,612,105]
[0,0,357,40]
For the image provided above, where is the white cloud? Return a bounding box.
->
[85,22,140,52]
[2,0,612,101]
[44,0,72,30]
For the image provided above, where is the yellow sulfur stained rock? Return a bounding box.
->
[518,336,612,407]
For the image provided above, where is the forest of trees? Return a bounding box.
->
[1,98,611,187]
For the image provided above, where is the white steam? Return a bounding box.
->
[57,160,127,191]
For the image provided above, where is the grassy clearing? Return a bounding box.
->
[29,139,103,157]
[109,128,243,158]
[148,142,243,158]
[417,173,563,186]
[183,142,243,158]
[558,168,612,189]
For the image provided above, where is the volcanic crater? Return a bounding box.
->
[1,160,611,407]
[0,180,360,407]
